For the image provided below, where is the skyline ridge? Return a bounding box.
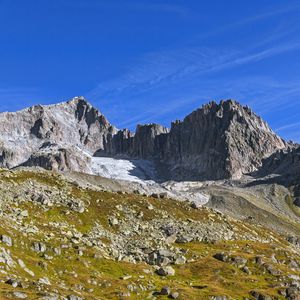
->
[0,95,296,144]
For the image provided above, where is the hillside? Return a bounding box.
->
[0,169,299,299]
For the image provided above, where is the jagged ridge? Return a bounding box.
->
[0,97,117,172]
[104,99,286,180]
[0,97,287,180]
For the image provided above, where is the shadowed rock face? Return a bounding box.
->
[0,97,287,180]
[164,100,285,179]
[21,143,92,173]
[257,144,300,185]
[103,100,285,180]
[103,124,169,159]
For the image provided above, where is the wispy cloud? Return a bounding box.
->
[193,1,300,42]
[84,1,300,141]
[275,121,300,132]
[87,39,300,127]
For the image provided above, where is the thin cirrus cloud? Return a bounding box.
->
[87,19,300,103]
[85,0,300,136]
[275,121,300,132]
[87,39,300,131]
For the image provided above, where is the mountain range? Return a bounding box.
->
[0,97,300,299]
[0,96,297,182]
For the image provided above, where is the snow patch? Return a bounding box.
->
[91,157,157,183]
[90,156,209,206]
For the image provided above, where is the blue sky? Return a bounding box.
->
[0,0,300,141]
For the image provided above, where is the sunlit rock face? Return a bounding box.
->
[0,97,116,172]
[0,97,286,180]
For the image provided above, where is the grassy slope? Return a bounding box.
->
[0,170,298,299]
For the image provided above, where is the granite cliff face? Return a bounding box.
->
[103,124,169,159]
[103,100,285,180]
[0,97,287,180]
[259,145,300,177]
[0,97,116,172]
[163,100,286,179]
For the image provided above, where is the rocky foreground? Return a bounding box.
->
[0,168,299,300]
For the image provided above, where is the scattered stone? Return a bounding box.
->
[109,217,119,226]
[213,253,229,262]
[286,286,300,299]
[13,292,27,299]
[170,292,179,299]
[264,264,280,276]
[250,291,272,300]
[1,234,12,247]
[255,256,265,266]
[53,247,62,256]
[175,235,193,243]
[38,277,51,285]
[157,266,175,276]
[232,256,247,267]
[242,266,251,275]
[121,275,132,280]
[0,247,15,266]
[191,201,201,209]
[20,210,29,217]
[32,242,47,253]
[160,286,171,295]
[38,293,59,300]
[6,278,19,287]
[119,292,130,297]
[147,204,154,210]
[175,255,186,265]
[67,296,83,300]
[165,235,177,245]
[18,259,26,269]
[159,192,168,199]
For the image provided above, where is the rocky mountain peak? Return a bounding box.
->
[0,97,288,181]
[66,95,87,104]
[164,99,286,179]
[0,97,117,171]
[102,99,286,180]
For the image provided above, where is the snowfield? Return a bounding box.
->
[91,157,157,183]
[90,156,209,206]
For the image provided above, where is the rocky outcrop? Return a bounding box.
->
[162,100,285,179]
[0,97,287,180]
[103,124,169,159]
[103,100,285,180]
[0,97,116,170]
[255,145,300,200]
[21,143,91,173]
[258,144,300,178]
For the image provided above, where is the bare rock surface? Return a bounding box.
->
[0,97,288,181]
[0,97,116,171]
[103,99,286,180]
